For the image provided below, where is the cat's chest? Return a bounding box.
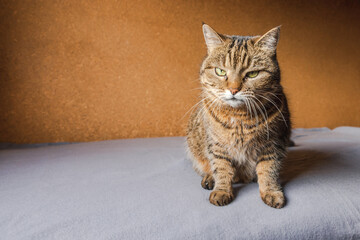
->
[211,118,255,158]
[214,117,256,145]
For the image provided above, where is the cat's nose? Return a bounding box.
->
[229,88,240,95]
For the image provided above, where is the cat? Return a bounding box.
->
[186,24,292,208]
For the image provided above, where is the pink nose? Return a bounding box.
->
[229,88,240,95]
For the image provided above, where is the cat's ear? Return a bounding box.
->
[202,24,224,51]
[254,26,281,54]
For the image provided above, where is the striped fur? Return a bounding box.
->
[186,24,291,208]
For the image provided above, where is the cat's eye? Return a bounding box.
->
[246,71,259,78]
[215,68,227,77]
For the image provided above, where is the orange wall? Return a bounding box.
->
[0,0,359,143]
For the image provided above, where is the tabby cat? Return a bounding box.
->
[186,24,291,208]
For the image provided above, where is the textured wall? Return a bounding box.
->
[0,0,359,143]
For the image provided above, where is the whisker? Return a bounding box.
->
[255,90,283,104]
[189,87,204,91]
[199,97,217,119]
[245,97,253,122]
[256,94,288,127]
[179,96,212,122]
[248,96,269,140]
[243,98,250,118]
[252,96,270,139]
[248,98,259,128]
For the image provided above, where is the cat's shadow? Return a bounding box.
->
[232,145,330,198]
[280,146,330,185]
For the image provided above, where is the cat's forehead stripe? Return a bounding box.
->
[230,41,237,66]
[224,37,246,69]
[226,38,240,68]
[224,37,251,71]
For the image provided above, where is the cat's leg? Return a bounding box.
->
[208,146,235,206]
[186,120,215,190]
[196,157,214,190]
[190,155,214,190]
[187,136,214,190]
[201,173,214,190]
[256,153,285,209]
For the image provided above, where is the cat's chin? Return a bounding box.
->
[225,99,245,108]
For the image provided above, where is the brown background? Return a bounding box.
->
[0,0,359,144]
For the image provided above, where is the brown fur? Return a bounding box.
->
[186,24,291,208]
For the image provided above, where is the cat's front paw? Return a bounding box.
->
[209,190,234,206]
[201,174,214,190]
[260,190,285,209]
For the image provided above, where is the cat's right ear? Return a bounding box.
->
[202,24,224,52]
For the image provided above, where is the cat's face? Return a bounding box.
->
[200,24,281,108]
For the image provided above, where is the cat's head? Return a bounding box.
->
[200,24,281,108]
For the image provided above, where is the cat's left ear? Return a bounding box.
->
[202,24,225,52]
[254,26,281,54]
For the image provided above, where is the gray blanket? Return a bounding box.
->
[0,127,359,239]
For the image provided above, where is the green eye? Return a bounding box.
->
[215,68,227,76]
[246,71,259,78]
